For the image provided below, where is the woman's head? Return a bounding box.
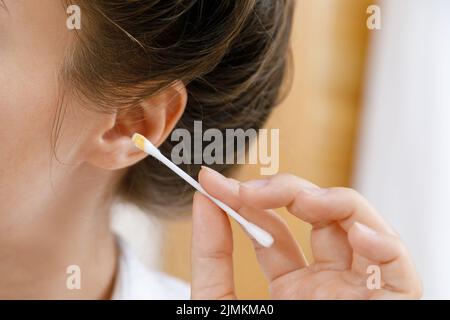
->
[0,0,294,217]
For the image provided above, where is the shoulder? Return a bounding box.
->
[112,239,190,300]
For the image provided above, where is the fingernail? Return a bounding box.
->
[354,222,378,236]
[201,166,227,180]
[240,179,269,189]
[300,186,328,196]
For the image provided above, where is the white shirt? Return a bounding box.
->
[111,239,190,300]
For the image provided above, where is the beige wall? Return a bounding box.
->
[161,0,372,299]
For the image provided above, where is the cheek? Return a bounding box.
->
[0,52,100,191]
[0,81,61,219]
[0,41,103,187]
[0,29,68,197]
[0,54,61,200]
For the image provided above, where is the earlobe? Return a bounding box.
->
[85,81,187,171]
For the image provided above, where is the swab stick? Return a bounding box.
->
[132,133,274,248]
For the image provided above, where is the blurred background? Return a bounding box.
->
[113,0,450,299]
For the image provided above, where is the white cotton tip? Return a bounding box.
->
[244,223,274,248]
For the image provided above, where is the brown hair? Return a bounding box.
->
[62,0,295,216]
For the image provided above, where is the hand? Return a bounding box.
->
[190,167,422,300]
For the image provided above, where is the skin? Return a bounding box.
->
[0,0,186,299]
[0,1,421,299]
[192,168,423,299]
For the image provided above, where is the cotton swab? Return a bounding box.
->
[131,133,274,248]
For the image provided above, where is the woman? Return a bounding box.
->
[0,0,421,299]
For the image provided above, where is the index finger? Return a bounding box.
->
[239,173,395,235]
[191,192,236,300]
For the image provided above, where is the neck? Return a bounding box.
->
[0,165,120,299]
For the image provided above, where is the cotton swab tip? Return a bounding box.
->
[132,133,146,151]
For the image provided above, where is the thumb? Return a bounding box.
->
[191,192,236,300]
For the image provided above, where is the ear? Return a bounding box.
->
[85,81,187,170]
